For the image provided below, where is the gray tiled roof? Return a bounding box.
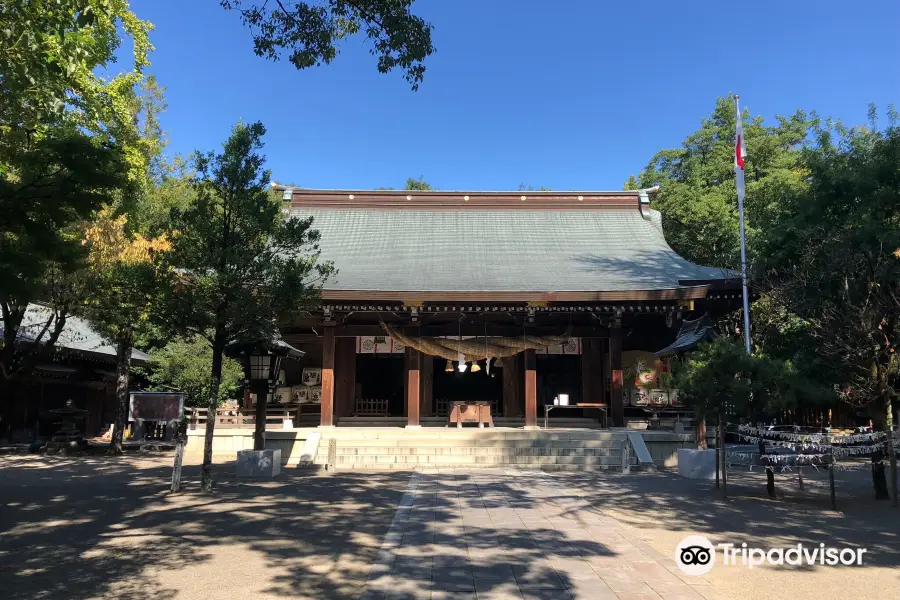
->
[9,304,151,365]
[289,206,730,292]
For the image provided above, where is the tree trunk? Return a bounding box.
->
[696,417,707,449]
[201,331,225,493]
[871,395,891,500]
[254,386,267,451]
[110,330,132,454]
[886,396,897,507]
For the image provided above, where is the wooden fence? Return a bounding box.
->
[186,404,318,429]
[354,398,389,417]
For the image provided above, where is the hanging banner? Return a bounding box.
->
[357,336,406,354]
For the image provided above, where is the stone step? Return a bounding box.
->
[333,446,617,456]
[318,438,622,449]
[316,431,627,441]
[328,454,630,466]
[327,461,629,471]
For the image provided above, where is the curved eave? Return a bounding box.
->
[320,286,711,303]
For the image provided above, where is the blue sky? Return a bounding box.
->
[135,0,899,191]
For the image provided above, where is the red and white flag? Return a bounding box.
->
[734,97,747,201]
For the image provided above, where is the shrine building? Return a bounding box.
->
[273,187,740,429]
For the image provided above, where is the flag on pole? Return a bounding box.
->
[734,95,752,355]
[734,99,747,187]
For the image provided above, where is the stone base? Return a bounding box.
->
[677,448,717,480]
[236,449,282,478]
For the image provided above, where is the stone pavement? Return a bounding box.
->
[360,469,714,600]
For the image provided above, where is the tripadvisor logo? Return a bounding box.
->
[675,535,867,575]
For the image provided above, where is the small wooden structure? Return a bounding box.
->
[449,402,494,428]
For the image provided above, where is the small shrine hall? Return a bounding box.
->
[275,187,740,428]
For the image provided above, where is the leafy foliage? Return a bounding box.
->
[0,0,153,175]
[674,338,753,419]
[221,0,434,90]
[404,176,432,190]
[627,95,813,270]
[0,136,129,380]
[673,338,814,420]
[758,111,900,416]
[158,121,333,490]
[144,337,244,408]
[0,0,153,383]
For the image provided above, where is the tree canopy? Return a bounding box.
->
[221,0,434,90]
[144,337,244,408]
[757,111,900,418]
[626,95,814,270]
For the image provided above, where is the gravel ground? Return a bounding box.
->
[1,455,898,600]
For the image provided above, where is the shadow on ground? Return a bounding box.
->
[1,456,898,600]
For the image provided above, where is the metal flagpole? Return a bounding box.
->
[735,95,752,355]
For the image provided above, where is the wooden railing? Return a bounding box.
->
[354,398,389,417]
[186,404,316,429]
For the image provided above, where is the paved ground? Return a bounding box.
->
[1,455,899,600]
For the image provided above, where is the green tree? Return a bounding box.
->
[517,184,551,191]
[627,95,826,408]
[674,338,754,449]
[220,0,434,90]
[758,111,900,503]
[145,337,244,408]
[405,176,433,190]
[626,95,813,270]
[673,338,806,447]
[0,0,153,172]
[158,121,333,491]
[0,0,152,383]
[82,209,169,453]
[0,137,129,381]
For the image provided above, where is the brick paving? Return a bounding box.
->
[360,469,714,600]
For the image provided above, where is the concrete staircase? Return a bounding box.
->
[311,429,636,471]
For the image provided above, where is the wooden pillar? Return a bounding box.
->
[502,355,523,417]
[406,347,421,427]
[524,349,537,429]
[320,325,335,427]
[420,355,433,417]
[610,324,624,427]
[402,350,409,417]
[581,339,602,403]
[334,338,356,419]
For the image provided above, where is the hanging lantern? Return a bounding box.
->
[471,361,481,373]
[457,351,467,372]
[444,360,454,373]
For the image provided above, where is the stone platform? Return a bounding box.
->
[185,427,696,472]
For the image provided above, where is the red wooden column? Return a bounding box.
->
[406,347,421,427]
[420,354,433,417]
[524,349,538,429]
[320,325,335,427]
[610,324,624,427]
